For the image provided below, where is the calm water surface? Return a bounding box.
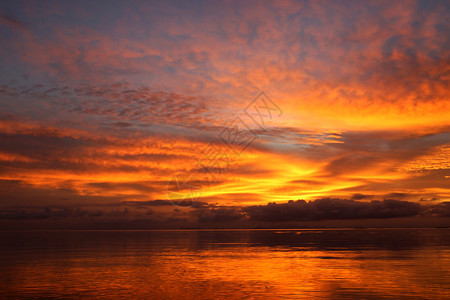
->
[1,229,449,299]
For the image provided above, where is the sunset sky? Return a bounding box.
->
[0,0,449,228]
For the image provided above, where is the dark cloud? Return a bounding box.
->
[384,193,408,199]
[0,197,448,229]
[0,200,198,223]
[0,206,126,220]
[244,198,423,222]
[192,207,244,223]
[351,194,373,200]
[425,202,450,218]
[86,182,159,194]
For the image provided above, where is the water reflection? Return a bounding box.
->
[1,229,449,299]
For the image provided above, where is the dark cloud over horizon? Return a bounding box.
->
[1,198,448,229]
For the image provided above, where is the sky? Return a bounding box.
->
[0,0,449,228]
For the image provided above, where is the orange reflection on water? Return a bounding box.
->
[1,229,449,299]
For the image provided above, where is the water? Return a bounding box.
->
[0,229,449,299]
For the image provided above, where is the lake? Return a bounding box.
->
[1,229,449,299]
